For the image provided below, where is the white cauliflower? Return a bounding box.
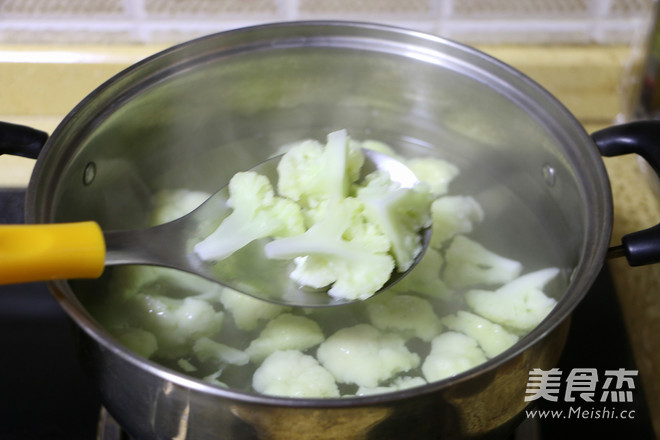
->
[405,157,460,197]
[441,311,519,358]
[465,267,560,333]
[443,235,522,289]
[422,331,487,382]
[276,129,364,208]
[203,370,228,387]
[252,350,340,398]
[177,358,198,373]
[191,130,433,301]
[316,324,420,388]
[355,170,433,271]
[218,287,290,331]
[356,376,427,396]
[246,313,325,363]
[429,196,484,248]
[109,265,222,302]
[390,247,450,300]
[193,171,305,261]
[193,337,249,366]
[150,189,211,225]
[265,197,395,301]
[113,327,158,359]
[365,293,443,342]
[126,294,224,359]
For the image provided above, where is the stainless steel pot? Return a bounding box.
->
[3,21,660,440]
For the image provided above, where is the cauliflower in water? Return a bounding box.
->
[405,157,460,197]
[465,267,560,333]
[356,376,427,396]
[422,331,487,382]
[193,336,249,366]
[105,132,565,399]
[390,247,450,300]
[217,287,289,331]
[150,189,211,225]
[317,324,420,388]
[109,265,223,302]
[430,196,484,248]
[265,197,395,301]
[355,170,433,271]
[442,311,519,358]
[193,171,305,261]
[365,293,443,342]
[443,235,522,289]
[126,294,224,359]
[246,313,325,363]
[113,327,158,359]
[252,350,340,398]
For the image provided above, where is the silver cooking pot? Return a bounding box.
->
[3,21,660,440]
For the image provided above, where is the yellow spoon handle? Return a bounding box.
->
[0,221,106,285]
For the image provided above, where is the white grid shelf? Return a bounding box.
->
[0,0,654,45]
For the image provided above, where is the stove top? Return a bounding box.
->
[0,188,655,439]
[0,190,102,439]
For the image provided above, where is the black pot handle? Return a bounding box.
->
[592,120,660,266]
[0,121,48,159]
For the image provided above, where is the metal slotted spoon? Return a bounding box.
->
[0,150,429,307]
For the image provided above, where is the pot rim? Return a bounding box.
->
[29,19,613,407]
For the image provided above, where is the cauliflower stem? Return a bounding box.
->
[193,171,305,261]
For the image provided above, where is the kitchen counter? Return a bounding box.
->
[1,43,659,436]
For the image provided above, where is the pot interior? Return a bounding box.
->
[28,22,611,398]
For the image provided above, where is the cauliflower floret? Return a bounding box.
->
[465,267,560,333]
[356,376,427,396]
[276,129,364,207]
[252,350,340,398]
[112,327,158,359]
[246,313,325,363]
[218,287,290,331]
[365,293,443,342]
[316,324,420,388]
[429,196,484,248]
[194,171,305,261]
[441,311,519,358]
[150,189,211,225]
[443,235,522,289]
[203,370,228,387]
[193,337,249,366]
[177,358,198,373]
[265,197,395,301]
[355,170,433,271]
[126,294,224,359]
[390,247,450,300]
[422,331,487,382]
[109,265,223,302]
[405,157,460,197]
